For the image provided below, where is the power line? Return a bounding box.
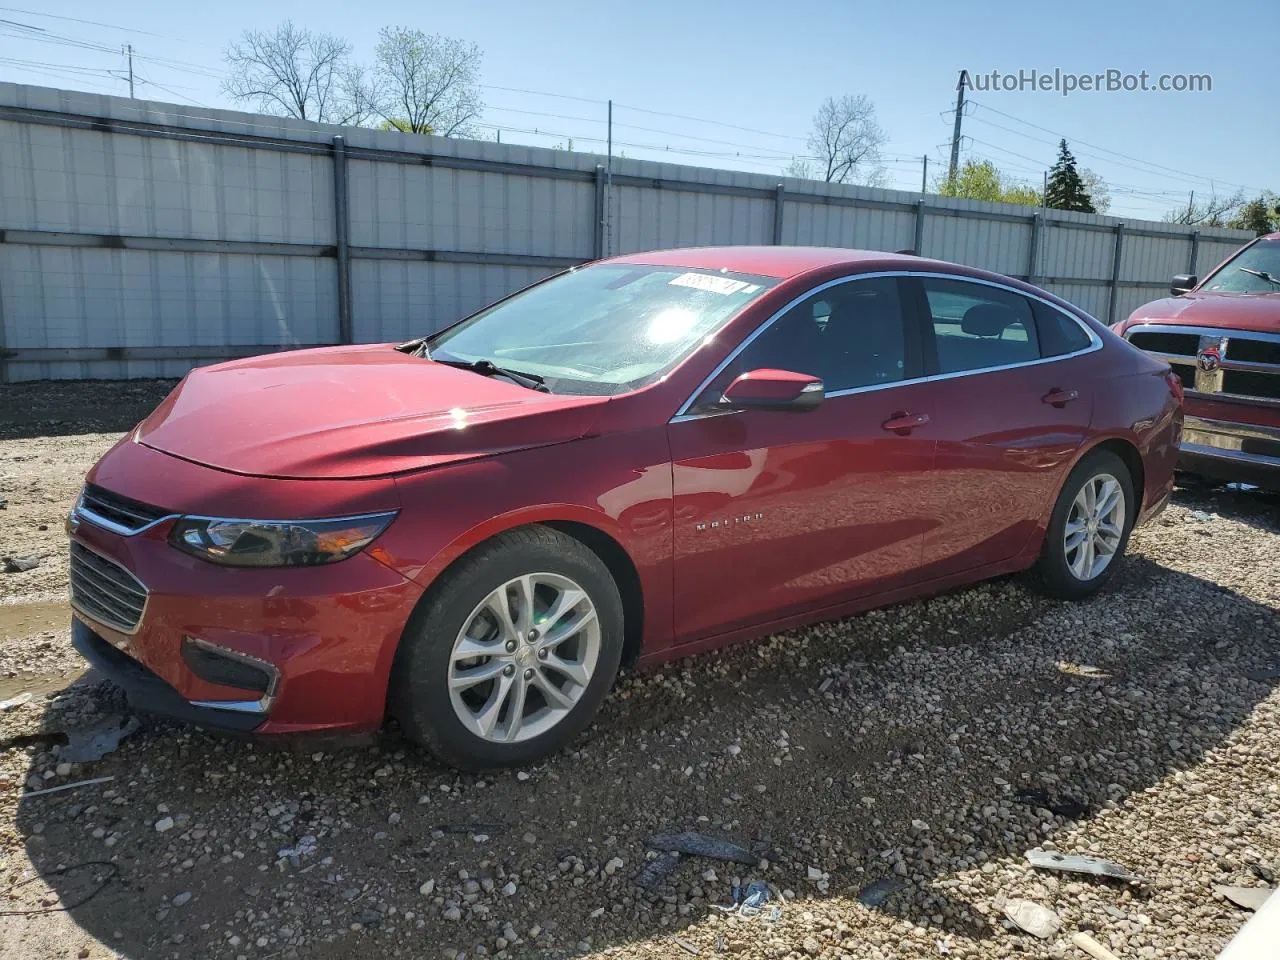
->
[0,6,170,37]
[967,99,1266,195]
[133,74,210,108]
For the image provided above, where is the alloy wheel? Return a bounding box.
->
[447,573,601,744]
[1063,472,1126,581]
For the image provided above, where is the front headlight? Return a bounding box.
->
[169,512,397,567]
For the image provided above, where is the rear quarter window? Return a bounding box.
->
[1034,302,1094,357]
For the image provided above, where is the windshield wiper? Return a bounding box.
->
[1238,266,1280,287]
[431,356,550,392]
[397,335,431,356]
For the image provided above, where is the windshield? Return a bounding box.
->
[1201,238,1280,293]
[425,263,777,395]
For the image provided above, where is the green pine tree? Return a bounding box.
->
[1044,139,1096,213]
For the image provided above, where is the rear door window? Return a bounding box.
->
[919,278,1039,374]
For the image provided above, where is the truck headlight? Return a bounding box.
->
[170,512,397,567]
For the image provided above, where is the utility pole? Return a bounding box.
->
[1043,170,1048,209]
[948,70,967,183]
[605,99,613,257]
[920,155,928,195]
[124,43,135,98]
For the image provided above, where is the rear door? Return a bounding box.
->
[667,275,938,643]
[906,276,1099,577]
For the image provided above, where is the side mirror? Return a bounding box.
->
[1171,274,1197,296]
[721,369,823,412]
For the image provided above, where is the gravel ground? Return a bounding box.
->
[0,379,1277,960]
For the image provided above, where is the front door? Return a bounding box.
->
[668,275,937,644]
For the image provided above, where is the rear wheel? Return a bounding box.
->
[1034,450,1135,600]
[390,526,624,769]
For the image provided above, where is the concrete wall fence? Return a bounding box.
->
[0,82,1254,382]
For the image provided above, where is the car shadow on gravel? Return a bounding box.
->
[8,553,1279,959]
[1172,480,1280,535]
[0,380,176,441]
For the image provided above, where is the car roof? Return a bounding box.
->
[606,245,976,280]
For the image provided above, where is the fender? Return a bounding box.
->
[411,501,634,590]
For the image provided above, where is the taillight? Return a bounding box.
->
[1164,368,1185,403]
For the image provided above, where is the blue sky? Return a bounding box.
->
[1,0,1275,222]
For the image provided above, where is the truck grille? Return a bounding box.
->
[69,541,148,634]
[79,484,171,534]
[1124,325,1280,405]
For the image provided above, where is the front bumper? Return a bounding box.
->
[68,515,424,736]
[1179,415,1280,488]
[73,617,265,733]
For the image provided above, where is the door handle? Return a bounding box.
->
[1042,388,1080,408]
[881,412,930,434]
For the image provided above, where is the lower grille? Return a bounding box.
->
[69,541,148,634]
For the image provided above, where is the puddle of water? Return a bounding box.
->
[0,670,85,702]
[0,600,69,641]
[0,599,85,700]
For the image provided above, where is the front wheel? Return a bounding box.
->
[1034,450,1135,600]
[389,526,624,770]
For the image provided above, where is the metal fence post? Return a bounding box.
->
[773,185,786,244]
[0,257,8,384]
[1107,222,1125,326]
[593,165,606,260]
[913,199,927,256]
[1188,229,1200,275]
[1026,212,1041,284]
[331,135,353,344]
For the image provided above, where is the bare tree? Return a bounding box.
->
[223,21,369,124]
[371,27,483,136]
[1164,190,1244,226]
[803,94,887,185]
[1080,168,1111,214]
[785,157,815,180]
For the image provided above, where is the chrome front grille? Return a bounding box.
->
[1126,324,1280,404]
[78,484,171,535]
[69,541,148,634]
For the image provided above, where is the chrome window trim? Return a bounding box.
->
[68,539,150,637]
[184,635,280,716]
[670,270,1103,423]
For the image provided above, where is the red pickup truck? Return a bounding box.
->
[1114,232,1280,491]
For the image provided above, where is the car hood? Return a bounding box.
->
[1127,291,1280,334]
[136,345,609,479]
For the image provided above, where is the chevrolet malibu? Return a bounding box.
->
[68,247,1182,768]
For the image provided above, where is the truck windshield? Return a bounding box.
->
[1202,239,1280,293]
[424,263,776,395]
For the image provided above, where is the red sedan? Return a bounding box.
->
[69,247,1182,768]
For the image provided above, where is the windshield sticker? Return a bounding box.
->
[669,273,755,295]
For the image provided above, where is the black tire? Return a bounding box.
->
[1034,450,1136,600]
[389,525,624,770]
